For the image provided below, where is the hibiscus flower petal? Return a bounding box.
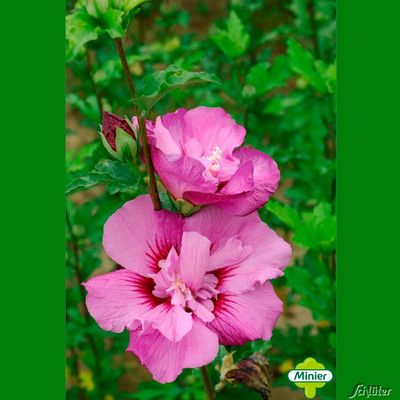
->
[208,235,252,271]
[128,319,219,383]
[180,231,211,291]
[183,160,254,206]
[142,303,193,342]
[183,107,245,154]
[152,149,216,199]
[209,282,282,345]
[84,269,157,333]
[184,207,291,293]
[214,147,280,215]
[103,195,184,276]
[152,116,182,155]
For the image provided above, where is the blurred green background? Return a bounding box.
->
[66,0,336,399]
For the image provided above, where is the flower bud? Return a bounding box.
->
[86,0,110,18]
[110,0,124,9]
[111,0,147,12]
[99,112,137,162]
[226,353,272,400]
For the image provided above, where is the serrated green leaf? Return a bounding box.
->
[132,65,220,113]
[294,202,336,250]
[287,39,326,93]
[267,200,336,251]
[66,10,99,61]
[66,160,137,195]
[210,11,250,59]
[65,174,102,194]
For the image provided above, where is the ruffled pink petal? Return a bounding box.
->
[188,299,215,323]
[152,116,182,155]
[84,269,157,333]
[216,222,291,294]
[151,149,216,199]
[209,282,282,345]
[214,147,280,215]
[184,207,291,293]
[208,236,252,271]
[127,319,219,383]
[183,160,254,206]
[103,195,184,276]
[216,156,241,181]
[141,303,193,342]
[182,107,245,154]
[156,108,188,147]
[180,231,211,291]
[184,205,249,247]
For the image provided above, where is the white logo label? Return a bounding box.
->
[288,369,333,383]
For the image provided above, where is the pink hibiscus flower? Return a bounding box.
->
[147,106,280,216]
[84,195,291,383]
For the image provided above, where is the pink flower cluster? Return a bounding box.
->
[85,107,291,383]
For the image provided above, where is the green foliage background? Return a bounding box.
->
[66,0,336,399]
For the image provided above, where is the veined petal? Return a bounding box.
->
[214,147,280,215]
[153,116,182,155]
[128,319,219,383]
[208,236,252,271]
[183,160,254,206]
[180,231,211,291]
[103,195,184,276]
[152,149,216,199]
[185,207,291,293]
[209,282,282,345]
[84,269,156,333]
[182,107,245,154]
[141,303,193,342]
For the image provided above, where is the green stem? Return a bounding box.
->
[114,37,162,211]
[200,365,215,400]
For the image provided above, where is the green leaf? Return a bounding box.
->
[285,265,334,321]
[295,203,336,250]
[242,62,270,99]
[262,92,304,115]
[66,160,138,195]
[66,93,100,121]
[66,10,99,61]
[266,199,301,230]
[210,11,250,59]
[315,60,337,94]
[65,174,101,194]
[266,200,336,251]
[287,39,326,93]
[132,65,220,113]
[267,55,292,90]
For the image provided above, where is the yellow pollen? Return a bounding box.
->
[207,146,222,162]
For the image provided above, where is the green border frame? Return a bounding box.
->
[337,0,400,397]
[1,0,65,398]
[2,0,400,398]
